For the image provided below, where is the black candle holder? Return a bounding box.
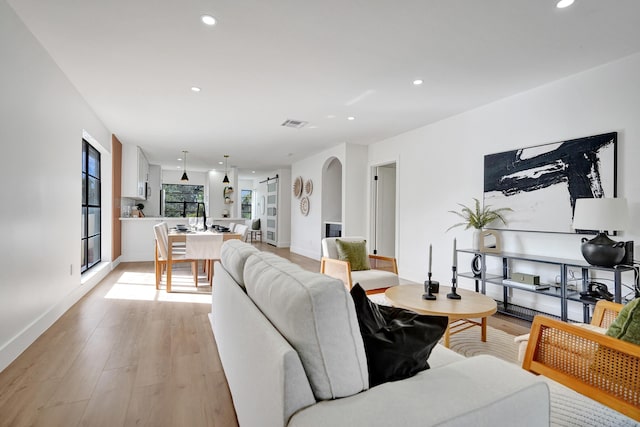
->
[423,273,438,300]
[447,266,462,300]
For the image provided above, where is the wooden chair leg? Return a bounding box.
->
[155,259,161,290]
[193,261,198,287]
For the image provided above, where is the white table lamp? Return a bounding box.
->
[572,197,628,267]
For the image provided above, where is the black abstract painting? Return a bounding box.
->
[484,132,617,233]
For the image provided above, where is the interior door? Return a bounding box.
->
[266,178,278,245]
[372,163,396,257]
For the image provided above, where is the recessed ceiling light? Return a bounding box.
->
[176,166,181,169]
[413,79,424,85]
[347,116,355,121]
[556,0,574,8]
[191,86,201,92]
[218,161,224,165]
[252,171,256,174]
[201,15,217,26]
[177,157,183,161]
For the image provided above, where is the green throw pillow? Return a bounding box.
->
[605,298,640,346]
[252,218,261,230]
[335,239,370,271]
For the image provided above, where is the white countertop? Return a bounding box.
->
[119,217,246,221]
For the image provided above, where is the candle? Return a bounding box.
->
[452,238,457,268]
[428,244,432,274]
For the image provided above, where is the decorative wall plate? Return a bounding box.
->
[300,196,310,216]
[293,176,303,198]
[304,179,313,195]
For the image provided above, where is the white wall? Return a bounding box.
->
[369,53,640,320]
[0,0,112,370]
[205,168,238,219]
[291,143,368,259]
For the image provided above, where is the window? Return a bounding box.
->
[163,184,204,217]
[241,189,252,219]
[82,139,101,272]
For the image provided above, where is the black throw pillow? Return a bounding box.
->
[350,283,448,387]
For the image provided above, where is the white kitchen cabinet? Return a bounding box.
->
[122,144,149,200]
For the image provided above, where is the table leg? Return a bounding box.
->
[444,323,451,348]
[167,238,173,293]
[481,317,487,342]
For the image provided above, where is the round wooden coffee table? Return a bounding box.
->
[385,284,497,348]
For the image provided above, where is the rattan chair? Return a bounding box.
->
[522,301,639,421]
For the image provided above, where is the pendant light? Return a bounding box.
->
[222,154,230,183]
[181,151,189,182]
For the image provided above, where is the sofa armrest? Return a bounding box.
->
[368,255,398,274]
[523,315,640,421]
[320,257,352,289]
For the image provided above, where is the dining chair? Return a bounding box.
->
[160,221,186,252]
[153,223,197,290]
[185,233,224,286]
[235,224,249,242]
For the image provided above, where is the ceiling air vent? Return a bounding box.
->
[281,119,308,129]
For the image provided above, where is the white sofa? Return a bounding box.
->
[210,241,550,427]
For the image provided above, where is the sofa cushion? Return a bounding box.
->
[351,284,448,386]
[605,298,640,345]
[220,239,259,290]
[244,252,369,400]
[289,355,550,427]
[351,269,400,291]
[335,239,370,271]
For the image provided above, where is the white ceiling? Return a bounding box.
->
[8,0,640,176]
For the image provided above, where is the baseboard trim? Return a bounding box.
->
[0,262,112,372]
[289,245,320,260]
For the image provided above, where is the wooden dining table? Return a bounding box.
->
[166,230,243,292]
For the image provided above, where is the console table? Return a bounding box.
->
[456,249,638,323]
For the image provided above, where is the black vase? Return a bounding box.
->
[581,233,625,268]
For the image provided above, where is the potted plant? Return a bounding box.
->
[447,198,512,249]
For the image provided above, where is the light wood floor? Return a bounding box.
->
[0,243,530,426]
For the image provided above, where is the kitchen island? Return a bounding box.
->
[120,217,247,262]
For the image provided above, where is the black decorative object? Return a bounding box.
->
[423,244,437,300]
[471,254,482,277]
[447,239,461,300]
[423,274,438,300]
[580,234,625,268]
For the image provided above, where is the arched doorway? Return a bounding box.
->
[322,157,342,238]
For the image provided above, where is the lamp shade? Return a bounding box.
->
[572,198,628,232]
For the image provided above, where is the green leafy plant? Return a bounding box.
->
[447,198,512,231]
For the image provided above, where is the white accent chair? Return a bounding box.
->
[228,222,237,232]
[320,237,399,294]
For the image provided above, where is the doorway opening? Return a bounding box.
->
[371,162,396,257]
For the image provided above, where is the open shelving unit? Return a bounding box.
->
[456,249,638,323]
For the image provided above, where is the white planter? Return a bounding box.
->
[472,229,482,250]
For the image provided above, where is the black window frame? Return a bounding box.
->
[82,139,101,273]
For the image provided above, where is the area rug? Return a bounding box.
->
[443,323,519,363]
